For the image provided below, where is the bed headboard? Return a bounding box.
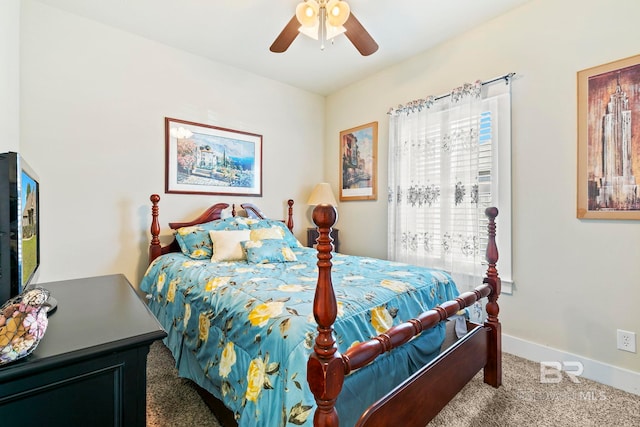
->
[148,194,294,263]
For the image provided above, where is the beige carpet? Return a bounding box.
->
[146,341,221,427]
[146,341,640,427]
[429,352,640,427]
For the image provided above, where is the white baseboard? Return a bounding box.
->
[501,279,513,295]
[503,333,640,396]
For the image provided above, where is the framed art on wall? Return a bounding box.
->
[577,54,640,219]
[165,117,262,197]
[339,121,378,201]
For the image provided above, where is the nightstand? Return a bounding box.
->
[307,227,340,253]
[0,274,166,426]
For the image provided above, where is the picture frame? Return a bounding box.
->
[339,121,378,201]
[165,117,262,197]
[577,54,640,219]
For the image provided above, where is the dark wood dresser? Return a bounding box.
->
[0,274,166,426]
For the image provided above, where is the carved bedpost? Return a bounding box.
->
[483,207,502,387]
[287,199,294,232]
[307,204,344,427]
[149,194,162,263]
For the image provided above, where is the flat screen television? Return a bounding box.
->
[0,151,41,306]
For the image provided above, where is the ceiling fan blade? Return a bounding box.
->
[343,13,378,56]
[270,16,300,53]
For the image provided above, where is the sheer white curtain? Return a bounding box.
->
[388,79,511,322]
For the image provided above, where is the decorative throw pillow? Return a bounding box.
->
[209,229,252,262]
[249,226,285,241]
[175,217,250,259]
[0,287,50,365]
[241,239,298,264]
[248,219,303,248]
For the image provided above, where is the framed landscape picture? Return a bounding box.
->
[165,117,262,196]
[339,121,378,201]
[577,54,640,219]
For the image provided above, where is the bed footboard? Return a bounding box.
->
[356,322,488,427]
[307,205,501,427]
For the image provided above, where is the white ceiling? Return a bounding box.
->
[33,0,530,95]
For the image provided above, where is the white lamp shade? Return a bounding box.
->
[296,0,320,27]
[326,0,350,27]
[307,183,338,206]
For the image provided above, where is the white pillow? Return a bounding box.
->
[209,229,251,262]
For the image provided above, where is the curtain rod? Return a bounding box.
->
[388,72,516,114]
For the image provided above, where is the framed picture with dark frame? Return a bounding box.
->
[165,117,262,197]
[577,54,640,219]
[339,121,378,201]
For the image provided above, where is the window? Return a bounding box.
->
[388,80,513,296]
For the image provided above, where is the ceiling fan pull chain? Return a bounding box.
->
[320,6,326,50]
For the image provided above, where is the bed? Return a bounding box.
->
[142,194,501,427]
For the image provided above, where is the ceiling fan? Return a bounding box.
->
[270,0,379,56]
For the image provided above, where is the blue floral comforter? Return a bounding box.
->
[140,247,459,427]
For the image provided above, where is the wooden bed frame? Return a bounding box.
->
[148,194,501,427]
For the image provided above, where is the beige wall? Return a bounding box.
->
[20,0,325,286]
[0,0,20,153]
[326,0,640,374]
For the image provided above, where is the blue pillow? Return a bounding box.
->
[248,219,303,248]
[174,217,251,259]
[241,239,298,264]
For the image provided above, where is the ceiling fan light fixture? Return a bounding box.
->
[296,1,320,27]
[326,0,350,27]
[271,0,377,56]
